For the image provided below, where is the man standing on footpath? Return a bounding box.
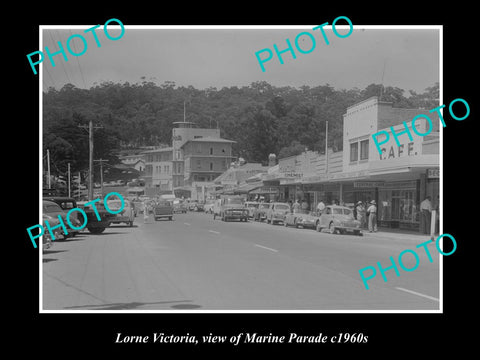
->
[367,200,377,233]
[420,196,432,234]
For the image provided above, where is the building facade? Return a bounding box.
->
[142,147,173,194]
[220,96,440,233]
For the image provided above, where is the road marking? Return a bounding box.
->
[395,287,439,302]
[184,222,191,226]
[209,230,220,234]
[254,244,279,253]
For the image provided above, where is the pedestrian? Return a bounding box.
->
[316,199,325,215]
[420,196,432,234]
[301,199,309,211]
[293,199,300,214]
[143,201,149,223]
[367,200,377,232]
[356,201,366,229]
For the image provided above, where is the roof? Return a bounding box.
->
[181,136,235,145]
[141,147,173,154]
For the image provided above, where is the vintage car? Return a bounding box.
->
[192,202,204,212]
[153,200,173,221]
[173,198,188,213]
[76,200,115,234]
[315,205,363,235]
[253,203,270,222]
[244,201,259,218]
[284,209,318,229]
[42,213,62,248]
[214,195,248,222]
[266,202,291,225]
[107,199,135,227]
[43,199,82,238]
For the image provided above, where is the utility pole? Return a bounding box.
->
[46,149,51,189]
[79,119,103,200]
[67,163,71,197]
[325,121,329,176]
[94,159,108,197]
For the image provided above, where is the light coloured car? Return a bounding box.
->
[315,205,362,235]
[253,203,270,222]
[266,202,291,225]
[244,201,259,218]
[108,199,135,227]
[284,209,318,229]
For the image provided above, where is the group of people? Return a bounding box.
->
[353,200,378,233]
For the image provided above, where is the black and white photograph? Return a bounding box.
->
[14,5,476,354]
[38,24,442,312]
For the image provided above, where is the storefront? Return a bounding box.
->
[377,180,420,230]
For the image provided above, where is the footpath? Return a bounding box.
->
[362,227,436,242]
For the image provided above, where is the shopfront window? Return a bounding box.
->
[379,184,419,229]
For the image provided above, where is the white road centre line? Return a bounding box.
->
[254,244,279,253]
[209,230,220,234]
[184,222,191,226]
[395,287,439,302]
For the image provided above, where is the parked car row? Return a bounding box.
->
[205,198,363,236]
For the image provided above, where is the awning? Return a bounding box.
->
[232,181,263,194]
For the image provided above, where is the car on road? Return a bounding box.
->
[42,213,62,248]
[253,203,270,222]
[214,195,248,222]
[76,200,115,234]
[153,200,173,221]
[43,199,81,238]
[315,205,363,235]
[192,202,204,212]
[284,209,318,229]
[107,199,135,227]
[244,201,259,218]
[172,198,188,213]
[266,202,291,225]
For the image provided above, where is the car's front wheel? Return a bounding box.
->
[329,222,336,234]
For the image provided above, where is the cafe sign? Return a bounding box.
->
[354,181,385,188]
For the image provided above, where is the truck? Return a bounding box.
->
[153,200,174,221]
[214,195,248,222]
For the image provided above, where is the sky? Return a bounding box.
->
[39,25,440,95]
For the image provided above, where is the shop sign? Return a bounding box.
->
[354,181,385,188]
[380,181,417,189]
[427,168,439,179]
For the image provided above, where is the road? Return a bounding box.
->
[42,211,440,311]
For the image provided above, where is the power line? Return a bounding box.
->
[69,29,88,89]
[48,30,72,87]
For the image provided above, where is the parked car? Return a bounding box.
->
[43,200,81,238]
[42,213,61,248]
[244,201,259,218]
[284,209,318,229]
[107,199,135,226]
[153,200,173,221]
[193,202,204,212]
[315,205,363,235]
[266,202,291,225]
[76,200,115,234]
[203,199,215,214]
[253,203,270,222]
[187,200,198,211]
[214,195,248,222]
[172,198,188,213]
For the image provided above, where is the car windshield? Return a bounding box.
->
[333,208,343,215]
[276,204,290,210]
[44,203,62,212]
[259,204,270,209]
[343,208,353,216]
[225,198,243,205]
[246,203,259,208]
[107,200,125,210]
